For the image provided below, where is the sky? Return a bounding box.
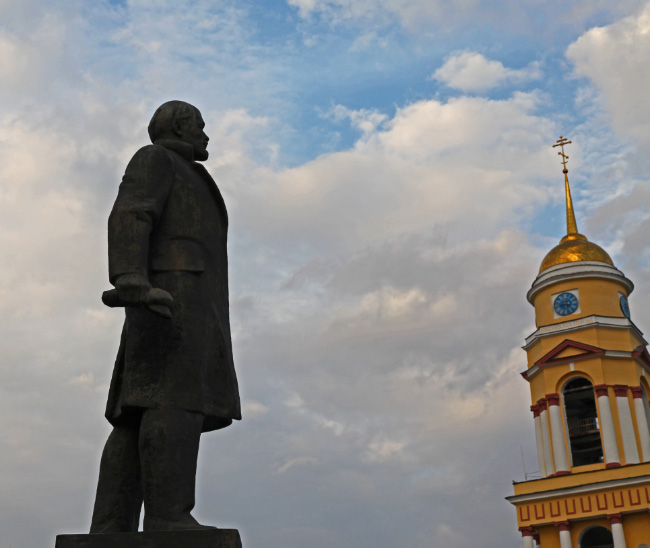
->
[1,0,650,547]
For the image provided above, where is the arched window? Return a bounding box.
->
[563,377,603,466]
[579,525,613,548]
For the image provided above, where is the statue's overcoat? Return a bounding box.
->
[105,139,240,432]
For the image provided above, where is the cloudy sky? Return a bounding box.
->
[2,0,650,546]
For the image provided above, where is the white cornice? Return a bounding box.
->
[506,473,650,504]
[606,350,632,359]
[523,315,646,350]
[527,261,634,303]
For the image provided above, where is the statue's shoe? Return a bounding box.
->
[143,515,217,532]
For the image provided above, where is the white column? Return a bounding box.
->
[595,385,620,467]
[556,521,572,548]
[532,404,547,477]
[520,527,535,548]
[540,401,555,476]
[547,393,570,474]
[615,385,640,464]
[631,386,650,462]
[608,514,626,548]
[559,530,572,548]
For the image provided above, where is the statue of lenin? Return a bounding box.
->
[90,101,241,533]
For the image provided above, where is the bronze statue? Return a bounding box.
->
[90,101,241,533]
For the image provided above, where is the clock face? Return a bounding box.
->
[620,294,631,319]
[554,292,579,316]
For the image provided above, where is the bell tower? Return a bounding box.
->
[507,137,650,548]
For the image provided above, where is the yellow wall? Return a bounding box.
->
[538,524,561,548]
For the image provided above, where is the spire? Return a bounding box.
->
[552,136,578,236]
[537,136,614,272]
[564,170,578,235]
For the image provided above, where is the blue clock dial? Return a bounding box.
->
[554,292,579,316]
[620,295,631,319]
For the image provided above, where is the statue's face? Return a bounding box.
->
[179,111,210,161]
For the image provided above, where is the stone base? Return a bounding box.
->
[55,529,242,548]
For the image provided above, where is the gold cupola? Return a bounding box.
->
[538,137,613,273]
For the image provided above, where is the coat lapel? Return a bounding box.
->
[191,163,229,226]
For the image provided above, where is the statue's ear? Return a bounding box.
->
[172,118,184,137]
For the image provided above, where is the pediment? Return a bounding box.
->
[554,346,588,359]
[535,339,605,367]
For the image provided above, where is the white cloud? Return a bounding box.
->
[326,104,388,137]
[0,12,78,102]
[242,400,270,418]
[433,51,541,92]
[287,0,645,35]
[274,456,320,474]
[365,436,407,462]
[288,0,320,19]
[230,92,557,258]
[567,3,650,147]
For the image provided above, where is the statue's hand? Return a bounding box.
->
[104,274,174,319]
[145,287,174,319]
[115,273,152,305]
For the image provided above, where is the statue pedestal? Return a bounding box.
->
[55,529,242,548]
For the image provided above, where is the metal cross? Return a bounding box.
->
[552,135,572,171]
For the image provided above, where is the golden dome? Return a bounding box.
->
[539,232,614,273]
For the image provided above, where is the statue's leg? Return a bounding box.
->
[89,421,143,533]
[139,407,212,531]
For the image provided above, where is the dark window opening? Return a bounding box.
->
[563,377,604,466]
[579,525,613,548]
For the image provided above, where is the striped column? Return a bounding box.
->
[614,385,639,464]
[608,513,626,548]
[519,526,535,548]
[555,521,572,548]
[547,393,570,474]
[631,386,650,462]
[539,398,555,476]
[531,404,547,477]
[594,385,620,468]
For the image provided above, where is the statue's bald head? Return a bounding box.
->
[148,100,201,143]
[148,100,209,161]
